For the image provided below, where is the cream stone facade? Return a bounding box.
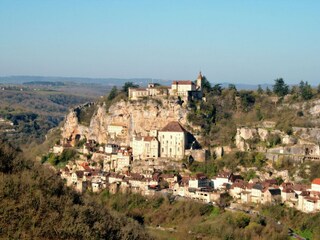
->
[158,121,186,159]
[170,80,196,96]
[131,135,159,159]
[128,72,203,101]
[128,83,169,100]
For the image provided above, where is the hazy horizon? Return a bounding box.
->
[1,1,319,84]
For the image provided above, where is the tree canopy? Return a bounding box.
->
[122,82,139,95]
[299,81,313,100]
[273,78,289,97]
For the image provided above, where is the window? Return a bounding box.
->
[162,148,164,152]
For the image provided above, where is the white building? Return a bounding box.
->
[212,172,232,189]
[128,72,203,101]
[131,135,159,159]
[311,178,320,192]
[128,83,169,100]
[189,173,210,189]
[105,144,119,154]
[158,121,186,159]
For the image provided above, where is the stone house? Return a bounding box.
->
[158,121,186,159]
[263,188,281,204]
[212,171,233,189]
[128,83,169,100]
[189,173,210,189]
[297,179,320,213]
[281,188,296,203]
[128,72,203,101]
[229,180,247,199]
[131,135,159,159]
[251,183,264,203]
[240,191,251,203]
[105,143,119,154]
[311,178,320,192]
[68,171,87,193]
[188,189,212,203]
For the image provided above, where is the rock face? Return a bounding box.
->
[309,99,320,116]
[235,127,269,151]
[235,127,281,151]
[61,110,90,144]
[61,99,188,146]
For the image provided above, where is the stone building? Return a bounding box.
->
[128,72,203,101]
[131,135,159,159]
[128,83,169,100]
[169,72,203,99]
[158,121,186,159]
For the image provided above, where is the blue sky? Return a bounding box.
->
[0,0,319,84]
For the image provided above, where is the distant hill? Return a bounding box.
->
[0,75,272,90]
[23,81,65,86]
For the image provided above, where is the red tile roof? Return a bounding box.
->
[143,136,156,142]
[312,178,320,185]
[172,80,193,85]
[160,121,185,132]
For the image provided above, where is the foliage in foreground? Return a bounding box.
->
[0,141,150,240]
[100,192,295,240]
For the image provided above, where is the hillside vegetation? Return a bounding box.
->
[0,140,150,239]
[187,79,320,148]
[0,87,94,147]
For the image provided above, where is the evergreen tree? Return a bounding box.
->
[107,86,118,101]
[122,82,139,95]
[228,84,237,91]
[257,85,264,94]
[201,76,212,93]
[273,78,289,97]
[299,81,313,100]
[266,87,272,96]
[212,84,223,96]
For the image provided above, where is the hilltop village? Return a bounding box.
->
[48,73,320,214]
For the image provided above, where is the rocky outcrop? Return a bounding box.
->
[235,127,270,151]
[61,99,188,146]
[309,99,320,116]
[61,110,90,144]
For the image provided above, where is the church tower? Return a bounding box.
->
[196,71,203,90]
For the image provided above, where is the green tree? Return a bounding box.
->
[266,86,272,96]
[299,81,313,100]
[257,85,264,94]
[228,84,237,91]
[239,91,255,112]
[107,86,118,101]
[201,76,212,93]
[273,78,289,97]
[212,84,223,96]
[122,82,139,95]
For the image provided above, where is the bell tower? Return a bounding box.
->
[196,71,203,90]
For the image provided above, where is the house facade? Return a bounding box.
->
[128,72,203,101]
[158,121,186,159]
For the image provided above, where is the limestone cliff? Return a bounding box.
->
[61,98,188,146]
